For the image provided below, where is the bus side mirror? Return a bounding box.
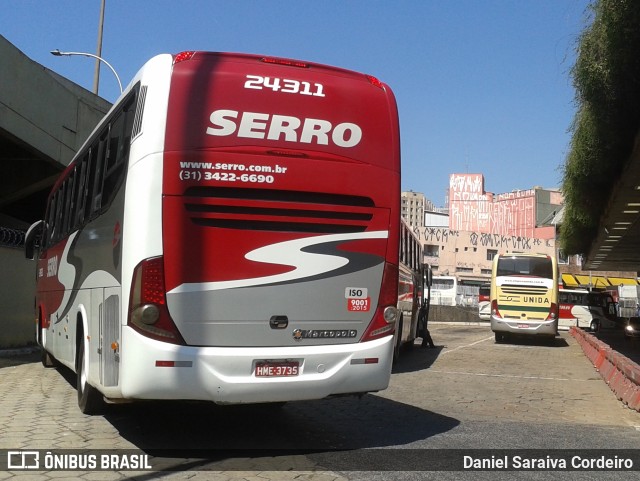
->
[25,220,45,260]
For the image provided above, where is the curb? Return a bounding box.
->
[570,327,640,412]
[0,346,39,357]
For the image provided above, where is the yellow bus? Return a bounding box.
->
[490,253,559,343]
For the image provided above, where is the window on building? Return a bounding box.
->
[487,249,498,261]
[425,244,439,257]
[557,249,568,265]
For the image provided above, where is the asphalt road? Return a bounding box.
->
[1,323,639,480]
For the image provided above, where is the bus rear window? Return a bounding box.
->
[496,257,552,278]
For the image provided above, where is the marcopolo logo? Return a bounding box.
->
[292,328,358,341]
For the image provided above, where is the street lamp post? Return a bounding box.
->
[50,49,123,95]
[94,0,106,94]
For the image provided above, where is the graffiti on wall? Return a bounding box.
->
[414,226,554,252]
[449,173,537,237]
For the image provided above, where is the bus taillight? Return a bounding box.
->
[128,256,185,345]
[547,302,558,321]
[361,262,399,343]
[491,299,501,318]
[366,75,384,89]
[173,51,196,64]
[260,57,309,68]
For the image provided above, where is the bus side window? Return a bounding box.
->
[45,191,58,248]
[90,132,109,215]
[62,170,76,237]
[102,95,136,210]
[74,155,88,228]
[53,183,66,244]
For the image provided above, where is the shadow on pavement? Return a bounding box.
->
[591,327,640,365]
[392,340,443,374]
[495,335,569,348]
[103,394,459,451]
[0,349,39,368]
[49,366,463,473]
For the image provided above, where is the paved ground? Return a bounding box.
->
[1,323,639,480]
[386,324,640,428]
[0,350,349,480]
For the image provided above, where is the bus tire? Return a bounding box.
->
[77,333,105,415]
[590,320,600,333]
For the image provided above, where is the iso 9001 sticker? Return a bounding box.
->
[346,287,370,312]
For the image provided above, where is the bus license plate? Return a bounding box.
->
[255,361,299,377]
[518,323,530,329]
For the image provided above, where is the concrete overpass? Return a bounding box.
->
[0,34,111,230]
[583,132,640,272]
[0,35,111,347]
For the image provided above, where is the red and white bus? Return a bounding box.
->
[478,283,490,321]
[395,220,424,358]
[24,51,401,413]
[558,289,619,332]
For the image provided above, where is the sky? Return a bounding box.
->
[1,0,592,207]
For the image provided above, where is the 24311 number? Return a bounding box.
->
[245,75,325,97]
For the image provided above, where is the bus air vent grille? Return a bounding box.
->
[182,187,376,233]
[501,286,548,296]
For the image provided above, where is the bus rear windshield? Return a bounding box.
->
[497,257,552,279]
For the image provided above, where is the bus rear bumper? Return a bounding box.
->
[119,328,394,404]
[491,317,557,337]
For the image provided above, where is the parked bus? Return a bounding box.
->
[431,275,457,306]
[24,51,402,413]
[558,289,618,332]
[490,253,559,342]
[478,283,490,321]
[395,220,425,358]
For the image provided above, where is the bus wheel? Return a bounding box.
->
[590,320,600,333]
[77,335,105,415]
[494,332,505,343]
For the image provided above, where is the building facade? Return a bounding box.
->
[405,173,638,290]
[401,191,435,228]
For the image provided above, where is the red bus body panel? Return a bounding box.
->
[161,53,400,347]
